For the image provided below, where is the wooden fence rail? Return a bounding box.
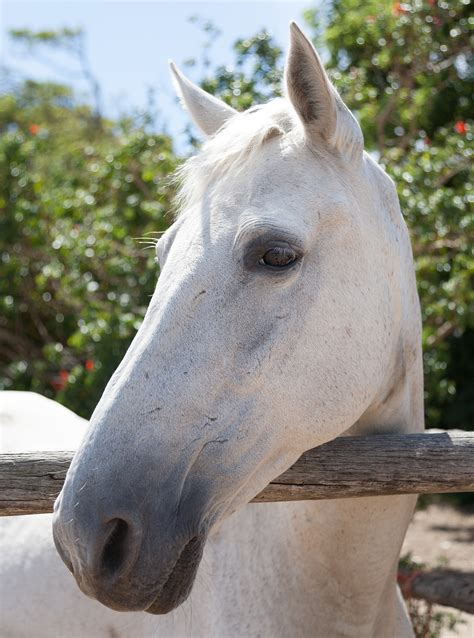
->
[398,567,474,614]
[1,430,473,516]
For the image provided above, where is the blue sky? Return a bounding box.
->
[1,1,315,148]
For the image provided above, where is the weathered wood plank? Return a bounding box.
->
[398,568,474,614]
[0,431,473,516]
[254,431,474,502]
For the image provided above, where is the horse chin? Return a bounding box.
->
[145,535,205,615]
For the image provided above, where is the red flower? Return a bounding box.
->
[51,370,69,391]
[392,2,409,15]
[28,124,40,135]
[85,359,94,371]
[454,120,466,135]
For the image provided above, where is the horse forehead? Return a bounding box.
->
[268,144,355,207]
[208,146,341,222]
[176,140,358,248]
[247,137,333,186]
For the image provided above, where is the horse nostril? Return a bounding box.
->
[100,518,130,578]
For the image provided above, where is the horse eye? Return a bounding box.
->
[259,245,298,268]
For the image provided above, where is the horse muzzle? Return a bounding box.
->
[52,483,208,614]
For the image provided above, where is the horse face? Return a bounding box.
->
[53,25,402,615]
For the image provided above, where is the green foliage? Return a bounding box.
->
[390,126,473,427]
[9,27,103,122]
[0,79,177,417]
[199,31,283,110]
[9,27,83,49]
[182,27,284,146]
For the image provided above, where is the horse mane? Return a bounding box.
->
[174,98,296,213]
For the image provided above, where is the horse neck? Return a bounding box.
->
[350,231,425,438]
[240,364,422,635]
[204,321,423,636]
[352,158,425,437]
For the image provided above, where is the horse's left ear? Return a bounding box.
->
[285,22,363,162]
[169,61,237,137]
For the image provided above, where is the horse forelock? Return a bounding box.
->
[173,98,297,214]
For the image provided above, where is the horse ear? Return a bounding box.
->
[285,22,363,161]
[169,61,237,137]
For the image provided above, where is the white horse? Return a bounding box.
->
[0,392,166,637]
[9,23,424,637]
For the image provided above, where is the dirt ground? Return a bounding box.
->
[402,502,474,637]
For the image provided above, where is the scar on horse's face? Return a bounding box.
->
[53,23,400,616]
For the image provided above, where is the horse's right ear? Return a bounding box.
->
[169,61,237,137]
[285,23,363,162]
